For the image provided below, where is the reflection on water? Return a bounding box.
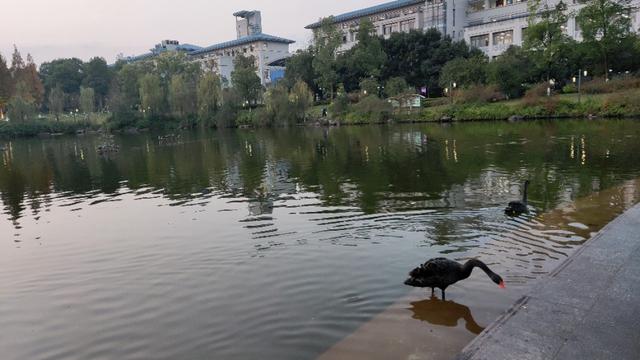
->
[410,296,485,335]
[1,120,640,360]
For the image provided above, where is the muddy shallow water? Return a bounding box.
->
[1,120,639,360]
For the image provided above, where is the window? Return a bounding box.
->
[343,35,347,43]
[400,20,415,32]
[492,30,514,46]
[383,24,393,35]
[470,34,490,48]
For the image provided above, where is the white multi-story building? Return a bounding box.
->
[122,11,295,86]
[306,0,640,58]
[190,11,295,86]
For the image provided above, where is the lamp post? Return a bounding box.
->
[448,81,457,104]
[573,69,587,104]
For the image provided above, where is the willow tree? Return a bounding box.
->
[197,72,222,125]
[139,73,164,117]
[48,86,65,121]
[80,86,95,114]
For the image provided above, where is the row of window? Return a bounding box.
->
[470,29,513,48]
[468,0,527,13]
[342,19,417,43]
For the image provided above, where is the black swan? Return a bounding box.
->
[404,258,505,299]
[505,180,530,215]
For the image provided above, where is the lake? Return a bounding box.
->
[2,120,640,360]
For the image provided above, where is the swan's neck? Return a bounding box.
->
[462,259,496,280]
[523,182,529,203]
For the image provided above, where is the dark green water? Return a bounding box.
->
[1,120,639,359]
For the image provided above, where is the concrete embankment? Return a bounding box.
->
[457,204,640,360]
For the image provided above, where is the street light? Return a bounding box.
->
[449,81,457,104]
[573,69,587,103]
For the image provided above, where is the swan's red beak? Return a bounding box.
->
[499,281,506,289]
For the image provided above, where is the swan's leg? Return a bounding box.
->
[442,289,446,300]
[431,288,434,296]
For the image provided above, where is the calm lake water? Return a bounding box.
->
[2,120,640,360]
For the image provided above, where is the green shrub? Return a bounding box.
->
[346,96,393,124]
[456,85,505,104]
[602,90,640,116]
[581,76,640,94]
[562,83,577,94]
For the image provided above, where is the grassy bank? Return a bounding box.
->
[0,113,109,138]
[318,88,640,125]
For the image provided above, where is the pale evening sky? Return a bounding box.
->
[1,0,383,66]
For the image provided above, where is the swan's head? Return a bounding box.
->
[404,277,422,287]
[491,273,506,289]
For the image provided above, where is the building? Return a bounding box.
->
[306,0,640,57]
[190,11,295,86]
[120,11,295,86]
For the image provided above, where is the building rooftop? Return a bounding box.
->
[124,42,203,63]
[191,33,295,56]
[305,0,424,29]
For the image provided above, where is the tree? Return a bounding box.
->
[337,20,388,92]
[79,86,95,114]
[21,54,45,106]
[197,72,222,125]
[231,55,262,105]
[283,49,317,93]
[577,0,634,79]
[385,77,412,97]
[139,73,165,117]
[487,46,535,98]
[82,57,112,109]
[169,74,196,117]
[359,78,380,97]
[439,56,488,89]
[289,80,314,122]
[524,0,573,81]
[381,29,479,95]
[39,58,85,110]
[312,17,343,99]
[10,45,25,80]
[48,86,65,121]
[264,84,292,126]
[0,53,11,118]
[7,81,35,122]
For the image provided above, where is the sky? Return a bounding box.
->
[0,0,383,66]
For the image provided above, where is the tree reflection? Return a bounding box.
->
[1,120,640,226]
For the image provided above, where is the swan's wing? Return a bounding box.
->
[409,258,450,277]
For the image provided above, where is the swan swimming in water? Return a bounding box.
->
[505,180,530,215]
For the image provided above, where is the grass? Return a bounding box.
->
[0,112,110,138]
[389,88,640,123]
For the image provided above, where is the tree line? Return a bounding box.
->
[1,0,638,128]
[284,0,640,104]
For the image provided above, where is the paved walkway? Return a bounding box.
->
[457,204,640,360]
